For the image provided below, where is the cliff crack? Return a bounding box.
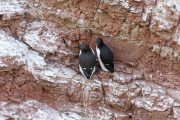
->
[100,78,106,104]
[92,0,102,24]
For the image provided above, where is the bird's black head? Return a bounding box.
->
[96,38,104,47]
[79,44,90,52]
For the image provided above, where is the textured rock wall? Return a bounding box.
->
[0,0,180,119]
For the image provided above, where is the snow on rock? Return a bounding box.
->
[67,78,103,105]
[101,0,129,9]
[0,29,46,73]
[113,72,132,83]
[25,51,46,72]
[23,20,61,54]
[0,0,27,19]
[104,80,180,112]
[142,0,180,31]
[113,71,143,84]
[151,2,175,30]
[36,63,77,83]
[82,106,129,120]
[0,30,28,69]
[131,81,180,111]
[104,80,137,111]
[173,107,180,120]
[165,0,180,11]
[56,9,77,20]
[0,29,77,82]
[0,100,82,120]
[101,0,142,13]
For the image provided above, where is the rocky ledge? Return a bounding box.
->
[0,0,180,119]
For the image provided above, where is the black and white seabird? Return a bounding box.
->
[96,38,114,72]
[79,44,96,79]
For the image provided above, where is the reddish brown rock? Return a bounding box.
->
[0,0,180,119]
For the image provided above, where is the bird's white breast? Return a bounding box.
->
[79,65,86,78]
[79,50,82,56]
[96,46,108,72]
[90,66,96,78]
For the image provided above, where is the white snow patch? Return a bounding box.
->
[0,29,77,83]
[173,107,180,120]
[142,0,180,31]
[120,0,129,9]
[56,9,77,20]
[113,72,132,83]
[25,51,46,72]
[0,0,25,13]
[0,30,28,67]
[0,100,82,120]
[60,111,82,120]
[131,81,178,111]
[102,0,129,9]
[23,20,60,54]
[0,0,26,19]
[0,29,46,72]
[105,81,129,96]
[150,2,174,30]
[165,0,180,11]
[38,64,77,83]
[105,79,180,112]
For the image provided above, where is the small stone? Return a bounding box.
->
[113,72,132,84]
[152,44,161,54]
[174,50,179,58]
[123,61,138,67]
[133,69,143,80]
[33,2,40,7]
[160,46,173,58]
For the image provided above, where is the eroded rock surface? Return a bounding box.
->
[0,0,180,119]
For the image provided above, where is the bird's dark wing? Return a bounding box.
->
[99,45,114,72]
[100,45,114,64]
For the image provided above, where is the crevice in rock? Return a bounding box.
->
[99,78,106,104]
[92,0,102,23]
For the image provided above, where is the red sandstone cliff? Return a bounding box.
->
[0,0,180,119]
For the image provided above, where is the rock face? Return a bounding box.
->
[0,0,180,119]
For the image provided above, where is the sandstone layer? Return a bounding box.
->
[0,0,180,119]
